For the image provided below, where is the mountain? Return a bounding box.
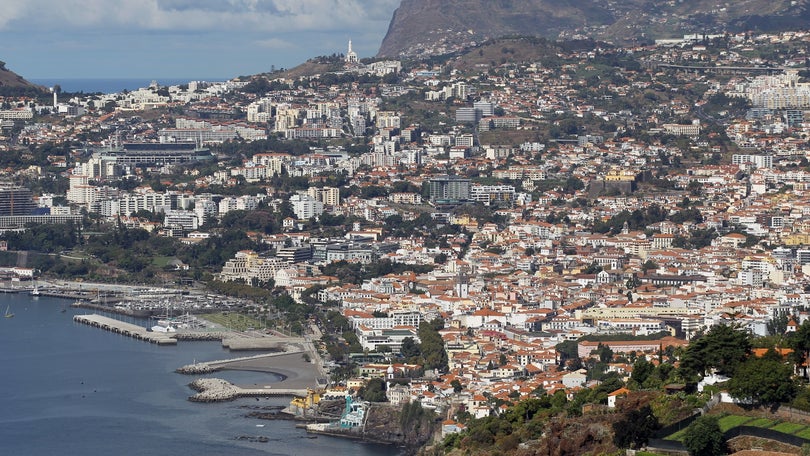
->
[0,61,44,95]
[377,0,810,59]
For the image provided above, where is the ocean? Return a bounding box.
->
[28,78,228,94]
[0,294,394,456]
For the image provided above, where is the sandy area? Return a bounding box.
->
[217,352,322,389]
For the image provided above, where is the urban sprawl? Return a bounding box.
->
[3,31,810,430]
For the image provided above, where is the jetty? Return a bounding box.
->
[188,378,308,402]
[176,350,303,374]
[73,314,177,345]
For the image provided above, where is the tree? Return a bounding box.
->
[451,379,463,393]
[682,415,725,456]
[593,343,614,363]
[680,323,751,379]
[631,358,655,385]
[358,378,387,402]
[767,310,790,336]
[727,350,797,406]
[418,320,448,371]
[612,405,659,449]
[789,320,810,372]
[400,336,422,359]
[641,260,658,274]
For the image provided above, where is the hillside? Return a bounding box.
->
[0,61,44,95]
[378,0,810,58]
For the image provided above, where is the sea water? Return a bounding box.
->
[29,78,227,94]
[0,294,394,456]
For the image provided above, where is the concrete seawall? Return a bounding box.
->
[73,314,177,345]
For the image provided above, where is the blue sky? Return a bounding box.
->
[0,0,400,79]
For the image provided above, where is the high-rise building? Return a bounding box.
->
[429,176,471,203]
[308,186,340,207]
[0,186,35,216]
[289,194,324,219]
[456,107,481,123]
[473,100,495,117]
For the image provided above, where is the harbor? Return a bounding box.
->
[1,278,257,318]
[70,310,326,401]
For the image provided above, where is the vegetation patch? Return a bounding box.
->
[770,422,806,435]
[717,415,753,432]
[793,427,810,440]
[200,312,265,331]
[746,417,778,428]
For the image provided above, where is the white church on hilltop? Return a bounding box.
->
[343,39,402,77]
[345,40,359,64]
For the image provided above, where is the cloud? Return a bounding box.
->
[0,0,400,33]
[255,37,296,49]
[0,0,401,78]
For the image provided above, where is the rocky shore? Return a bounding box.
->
[186,377,308,402]
[176,364,219,375]
[188,378,243,402]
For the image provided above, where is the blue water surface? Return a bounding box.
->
[29,78,227,94]
[0,295,392,456]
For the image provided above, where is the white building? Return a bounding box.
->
[289,194,324,220]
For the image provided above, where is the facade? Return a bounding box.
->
[307,186,340,207]
[0,186,35,216]
[0,110,34,120]
[98,143,214,166]
[429,176,471,203]
[470,184,516,206]
[732,154,773,169]
[662,123,701,136]
[0,214,83,229]
[220,250,285,283]
[455,107,481,123]
[163,210,198,232]
[289,194,324,220]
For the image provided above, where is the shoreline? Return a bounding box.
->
[183,351,323,390]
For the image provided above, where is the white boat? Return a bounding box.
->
[151,319,177,332]
[4,304,14,318]
[151,323,176,333]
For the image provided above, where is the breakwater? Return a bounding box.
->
[176,350,304,375]
[73,314,177,345]
[188,378,307,402]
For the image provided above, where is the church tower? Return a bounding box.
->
[346,39,359,64]
[455,265,469,299]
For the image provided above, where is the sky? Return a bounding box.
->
[0,0,400,79]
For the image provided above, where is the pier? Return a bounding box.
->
[176,350,303,374]
[73,314,177,345]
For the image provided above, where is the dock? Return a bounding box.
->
[73,314,177,345]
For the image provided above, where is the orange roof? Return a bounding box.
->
[752,347,793,358]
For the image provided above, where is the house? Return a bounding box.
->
[607,387,630,408]
[562,369,587,388]
[387,383,411,405]
[441,419,466,438]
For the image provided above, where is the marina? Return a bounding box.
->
[2,294,395,456]
[1,279,257,318]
